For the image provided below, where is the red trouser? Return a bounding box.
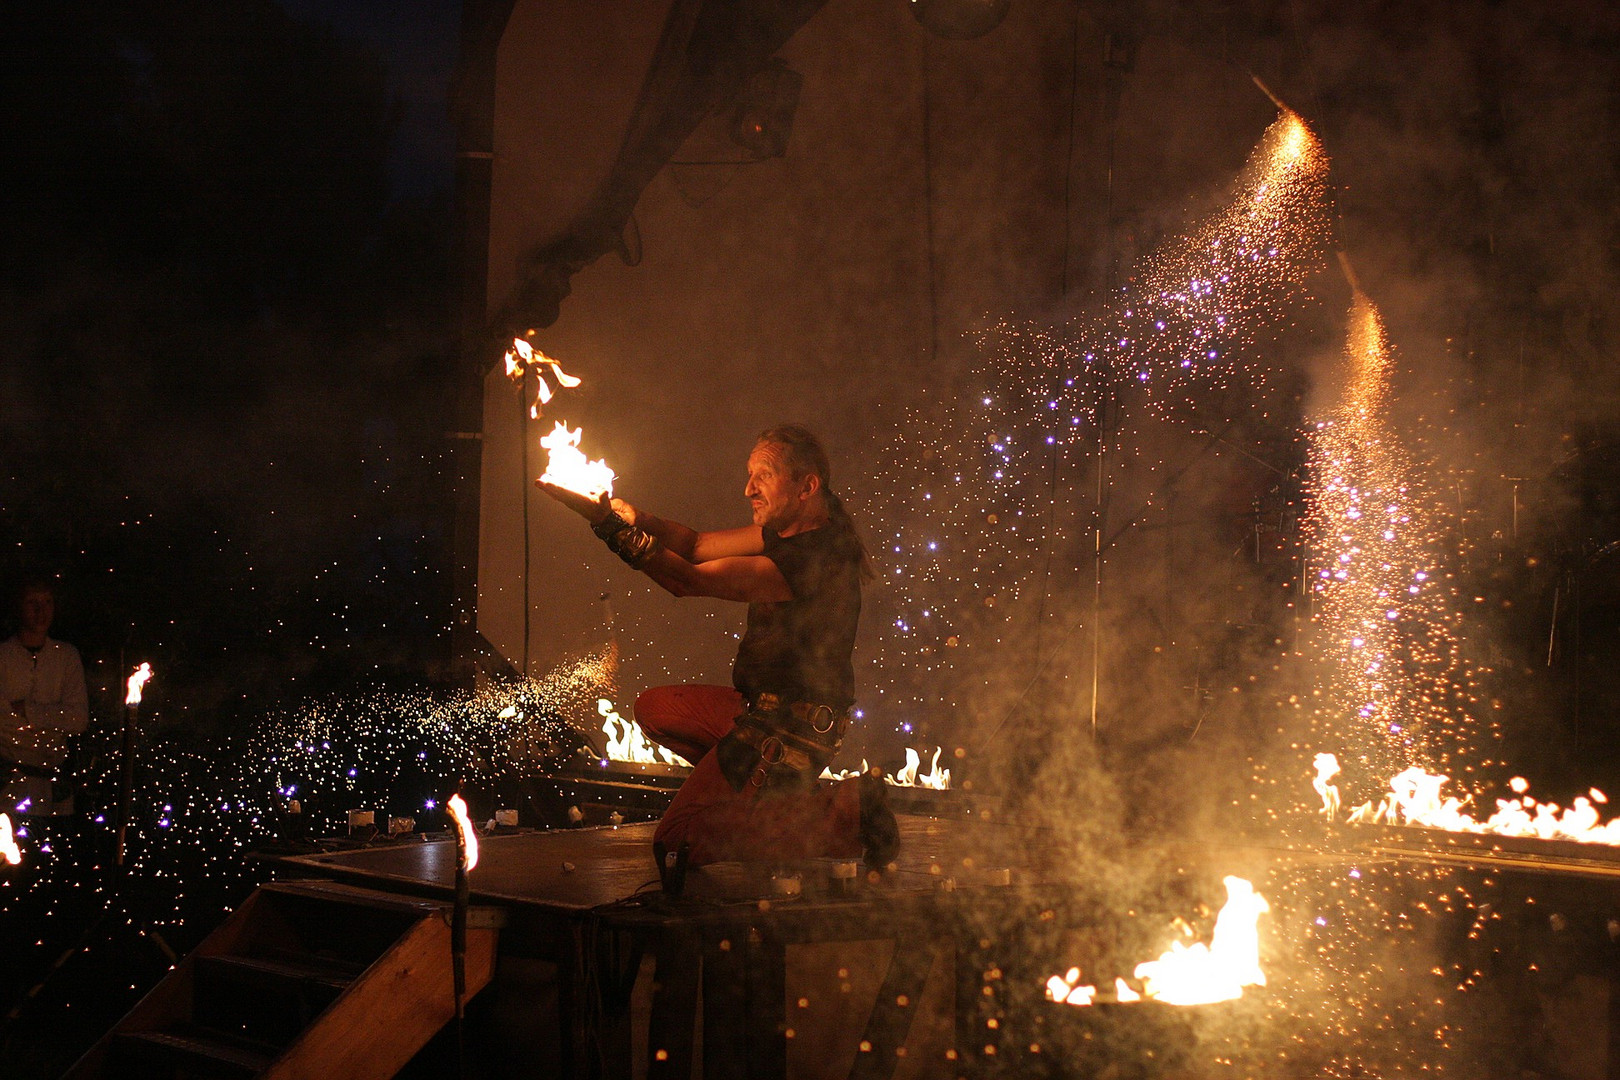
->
[635,684,863,867]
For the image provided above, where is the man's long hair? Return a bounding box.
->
[756,424,874,581]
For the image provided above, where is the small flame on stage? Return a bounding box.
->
[0,814,20,866]
[504,338,583,419]
[1313,752,1342,820]
[1134,877,1269,1005]
[125,663,153,707]
[539,421,616,499]
[1048,877,1269,1007]
[447,793,479,872]
[1323,758,1620,845]
[820,747,951,790]
[597,700,690,768]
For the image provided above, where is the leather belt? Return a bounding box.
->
[716,695,851,792]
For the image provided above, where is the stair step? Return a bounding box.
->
[115,1025,280,1078]
[193,954,359,1046]
[200,952,362,991]
[260,880,450,917]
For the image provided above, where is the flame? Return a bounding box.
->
[891,746,952,790]
[125,663,153,707]
[1133,877,1269,1006]
[0,814,20,866]
[598,700,690,768]
[539,422,616,500]
[1313,752,1342,820]
[1330,760,1620,845]
[1049,877,1269,1009]
[447,793,478,872]
[820,747,951,789]
[504,338,583,419]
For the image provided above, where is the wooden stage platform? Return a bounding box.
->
[269,814,1110,1080]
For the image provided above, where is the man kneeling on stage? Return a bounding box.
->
[539,424,898,870]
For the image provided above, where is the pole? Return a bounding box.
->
[115,701,136,867]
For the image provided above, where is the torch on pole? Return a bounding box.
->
[446,792,479,1074]
[116,663,153,868]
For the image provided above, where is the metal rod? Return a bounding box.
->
[115,704,136,868]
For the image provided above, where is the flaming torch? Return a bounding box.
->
[446,790,478,1045]
[117,663,153,868]
[0,813,20,867]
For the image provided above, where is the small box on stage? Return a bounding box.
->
[347,810,376,839]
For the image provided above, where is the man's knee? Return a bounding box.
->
[633,686,678,737]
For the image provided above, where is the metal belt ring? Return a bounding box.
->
[808,704,837,734]
[759,736,786,765]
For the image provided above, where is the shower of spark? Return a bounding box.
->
[0,643,620,1003]
[1300,294,1490,791]
[864,111,1331,747]
[250,644,617,806]
[977,110,1330,437]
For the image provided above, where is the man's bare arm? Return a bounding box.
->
[640,550,792,603]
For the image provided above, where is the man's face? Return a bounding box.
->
[19,589,53,638]
[744,444,806,532]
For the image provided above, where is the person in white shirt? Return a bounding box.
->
[0,579,89,815]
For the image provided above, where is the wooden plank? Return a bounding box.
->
[703,928,750,1080]
[592,928,641,1080]
[259,911,498,1080]
[646,929,699,1080]
[745,928,787,1079]
[848,935,937,1080]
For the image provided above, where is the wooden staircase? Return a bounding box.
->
[63,880,502,1080]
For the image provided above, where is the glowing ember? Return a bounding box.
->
[539,421,616,499]
[1049,877,1269,1009]
[1045,967,1096,1006]
[597,700,690,768]
[125,662,153,707]
[447,793,478,872]
[503,337,583,419]
[0,814,20,866]
[1313,752,1342,820]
